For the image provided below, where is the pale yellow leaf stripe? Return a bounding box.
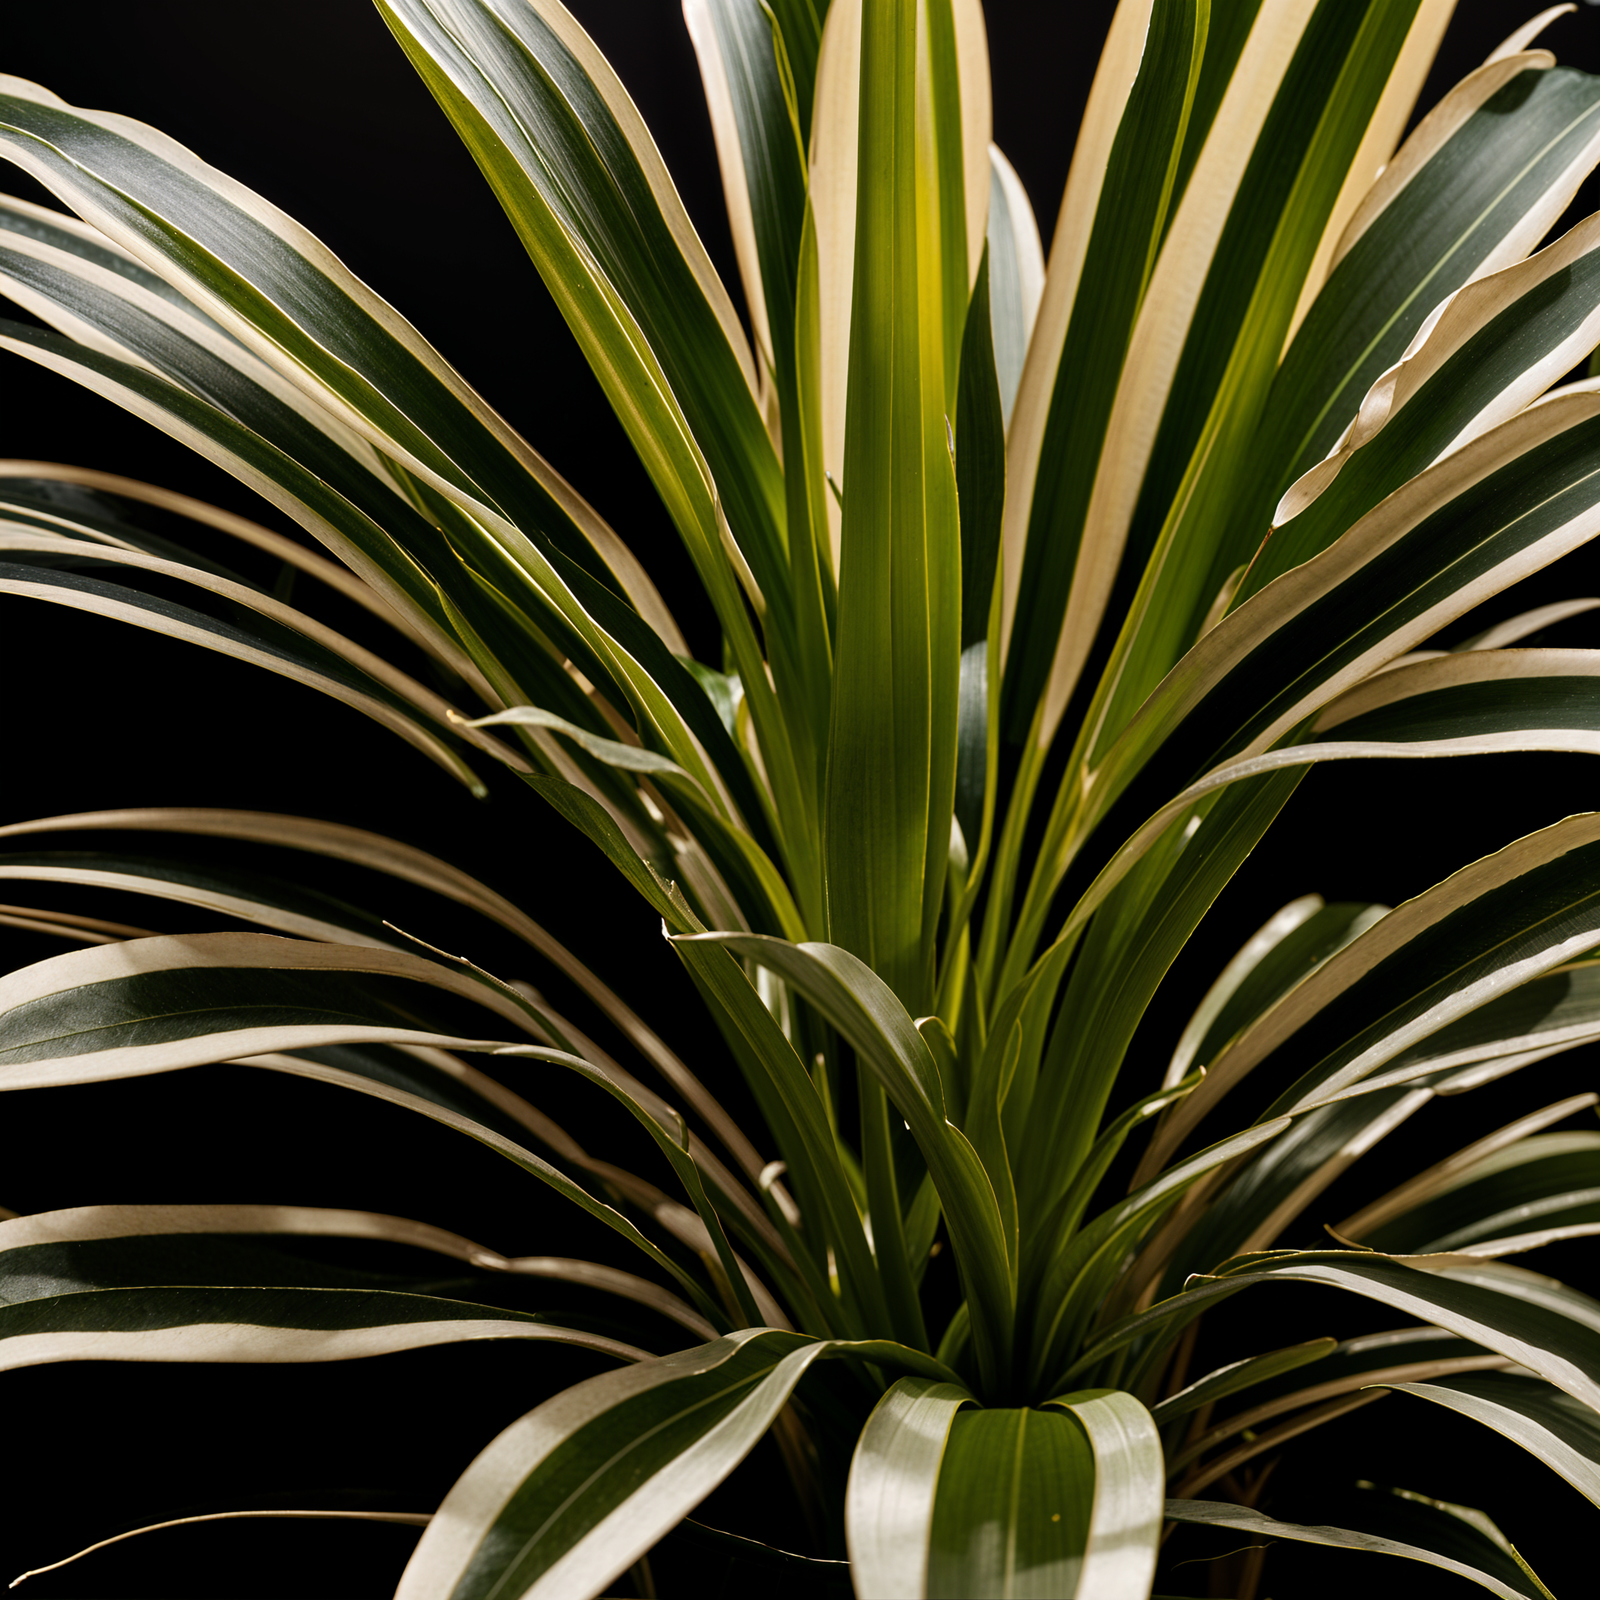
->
[683,0,774,394]
[1280,0,1455,351]
[1093,391,1600,812]
[0,1316,644,1376]
[1279,212,1600,524]
[396,1331,831,1600]
[1029,1,1321,743]
[1313,645,1600,734]
[1339,1094,1600,1240]
[998,0,1151,667]
[1464,597,1600,648]
[844,1377,971,1600]
[0,930,542,1090]
[0,860,403,952]
[0,905,153,944]
[809,0,861,573]
[517,0,759,397]
[1046,1390,1162,1600]
[1164,1498,1540,1600]
[1330,48,1561,272]
[11,1511,435,1593]
[1146,814,1600,1178]
[951,0,992,286]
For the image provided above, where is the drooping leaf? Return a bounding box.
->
[395,1329,955,1600]
[1165,1488,1554,1599]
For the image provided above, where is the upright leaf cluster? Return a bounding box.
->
[4,2,1600,1596]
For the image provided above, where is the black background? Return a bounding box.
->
[5,3,1600,1595]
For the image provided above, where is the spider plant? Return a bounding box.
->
[4,0,1600,1595]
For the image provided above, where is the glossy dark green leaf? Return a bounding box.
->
[0,1209,647,1370]
[1386,1370,1600,1507]
[1236,65,1600,606]
[1145,811,1600,1179]
[0,77,643,607]
[999,0,1208,740]
[0,536,480,788]
[1166,897,1387,1089]
[395,1329,954,1600]
[1165,1486,1554,1599]
[1361,1131,1600,1255]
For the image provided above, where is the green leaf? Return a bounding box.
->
[956,248,1005,656]
[0,110,768,836]
[822,0,961,1012]
[0,1210,645,1368]
[472,706,805,940]
[674,930,1015,1394]
[373,0,781,576]
[1146,813,1600,1178]
[1202,1251,1600,1414]
[951,247,1007,894]
[925,1406,1096,1598]
[394,1329,953,1600]
[999,0,1207,743]
[1342,1092,1600,1241]
[1040,1389,1163,1598]
[1068,0,1438,761]
[1160,1324,1505,1463]
[846,1380,1158,1600]
[0,803,767,1192]
[1150,1336,1338,1424]
[845,1374,973,1599]
[1008,766,1305,1223]
[1360,1130,1600,1256]
[0,933,749,1320]
[369,0,822,876]
[0,460,432,650]
[1149,1084,1446,1301]
[1384,1370,1600,1508]
[1165,1488,1554,1599]
[0,531,485,791]
[0,80,654,616]
[1026,1121,1289,1394]
[1238,60,1600,604]
[1021,392,1600,980]
[664,928,891,1342]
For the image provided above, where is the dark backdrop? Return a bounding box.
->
[4,3,1600,1596]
